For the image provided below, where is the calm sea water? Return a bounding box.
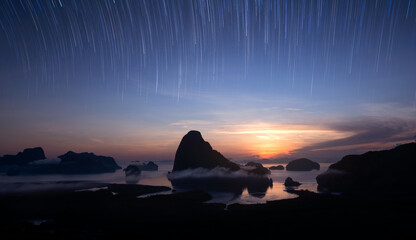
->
[0,162,331,204]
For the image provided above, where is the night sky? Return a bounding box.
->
[1,0,416,162]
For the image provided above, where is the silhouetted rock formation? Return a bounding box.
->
[1,148,122,175]
[58,151,121,174]
[1,147,47,175]
[127,161,158,171]
[269,165,284,170]
[142,161,158,171]
[316,142,416,192]
[124,165,142,175]
[245,162,271,175]
[124,165,142,184]
[0,147,46,166]
[284,177,301,187]
[172,130,240,172]
[286,158,320,171]
[169,131,272,197]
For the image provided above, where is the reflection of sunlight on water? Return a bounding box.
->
[264,163,331,193]
[136,189,173,199]
[231,185,297,205]
[137,176,172,187]
[208,187,298,205]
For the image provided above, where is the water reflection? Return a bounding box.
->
[0,162,330,204]
[168,175,273,198]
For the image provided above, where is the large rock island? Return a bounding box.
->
[169,130,272,197]
[316,142,416,192]
[173,130,240,172]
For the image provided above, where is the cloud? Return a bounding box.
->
[170,120,214,128]
[90,138,105,144]
[288,116,416,160]
[285,108,303,111]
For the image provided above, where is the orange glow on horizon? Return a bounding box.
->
[0,120,356,162]
[211,122,354,159]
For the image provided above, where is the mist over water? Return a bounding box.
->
[0,161,330,204]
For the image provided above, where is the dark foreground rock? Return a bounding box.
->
[107,184,171,197]
[286,158,320,171]
[269,165,284,170]
[317,142,416,192]
[0,188,415,239]
[284,177,301,187]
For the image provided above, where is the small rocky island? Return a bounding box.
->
[269,165,284,170]
[125,161,158,174]
[123,161,159,184]
[286,158,320,171]
[284,177,301,187]
[0,148,121,175]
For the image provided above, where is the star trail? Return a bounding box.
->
[1,0,415,97]
[1,0,416,161]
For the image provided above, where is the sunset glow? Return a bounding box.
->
[212,123,354,159]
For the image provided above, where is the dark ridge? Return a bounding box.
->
[316,142,416,192]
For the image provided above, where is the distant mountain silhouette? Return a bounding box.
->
[316,142,416,192]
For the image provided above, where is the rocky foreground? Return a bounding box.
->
[1,186,415,239]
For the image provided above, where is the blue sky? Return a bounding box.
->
[1,0,416,162]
